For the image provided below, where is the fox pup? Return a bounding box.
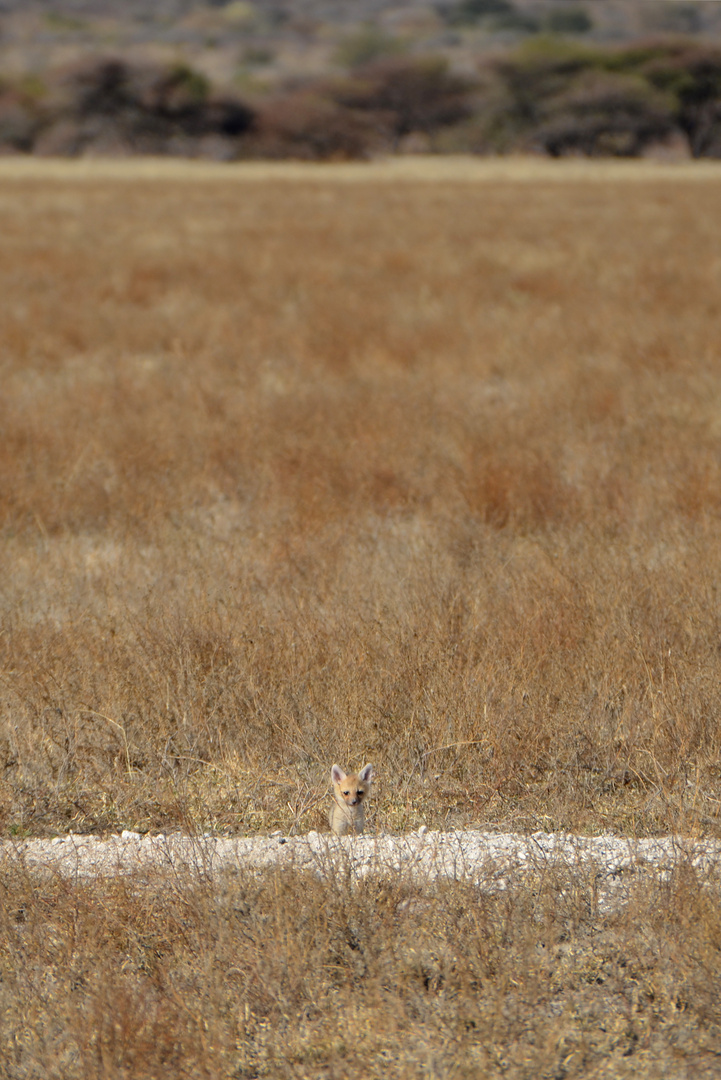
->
[329,763,373,836]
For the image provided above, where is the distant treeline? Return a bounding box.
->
[2,37,721,159]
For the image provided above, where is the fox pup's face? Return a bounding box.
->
[331,763,373,806]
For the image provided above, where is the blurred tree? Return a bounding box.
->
[533,71,675,156]
[333,57,473,146]
[0,87,40,152]
[493,10,541,33]
[440,0,515,27]
[641,2,703,36]
[248,91,382,159]
[479,38,679,154]
[544,8,593,35]
[334,24,405,70]
[641,44,721,156]
[36,57,254,156]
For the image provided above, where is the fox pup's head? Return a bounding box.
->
[331,763,373,807]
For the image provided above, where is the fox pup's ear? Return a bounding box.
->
[359,764,373,784]
[331,764,346,785]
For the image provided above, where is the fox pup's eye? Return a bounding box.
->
[357,790,364,798]
[342,790,350,796]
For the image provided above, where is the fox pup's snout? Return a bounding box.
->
[329,763,373,836]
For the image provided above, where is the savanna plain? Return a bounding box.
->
[2,159,721,1077]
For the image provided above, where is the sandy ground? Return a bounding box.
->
[4,830,719,911]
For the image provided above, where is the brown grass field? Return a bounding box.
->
[2,157,721,1077]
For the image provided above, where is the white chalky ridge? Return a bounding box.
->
[3,829,720,911]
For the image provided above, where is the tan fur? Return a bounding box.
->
[329,763,373,836]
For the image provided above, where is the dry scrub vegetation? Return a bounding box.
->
[3,161,721,1078]
[2,163,721,840]
[2,858,721,1079]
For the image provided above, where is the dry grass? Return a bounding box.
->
[2,858,721,1079]
[2,158,721,1077]
[2,162,721,839]
[4,159,721,838]
[3,155,721,183]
